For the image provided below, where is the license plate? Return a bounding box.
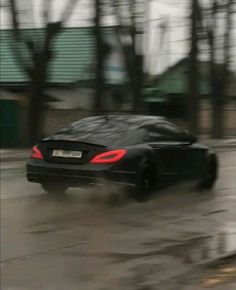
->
[52,149,83,158]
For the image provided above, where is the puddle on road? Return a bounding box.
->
[1,168,26,179]
[218,222,236,254]
[110,228,236,266]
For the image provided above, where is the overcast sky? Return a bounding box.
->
[1,0,235,74]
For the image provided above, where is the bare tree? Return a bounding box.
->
[94,0,111,114]
[112,0,146,112]
[188,0,200,135]
[206,0,234,138]
[94,0,103,114]
[8,0,79,145]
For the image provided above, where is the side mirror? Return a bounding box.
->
[189,135,197,143]
[182,131,197,143]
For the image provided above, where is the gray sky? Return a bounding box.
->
[1,0,235,74]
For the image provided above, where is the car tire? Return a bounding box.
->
[133,163,156,202]
[41,183,68,195]
[199,154,218,190]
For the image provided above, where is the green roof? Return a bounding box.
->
[0,27,99,84]
[155,58,210,95]
[155,58,236,98]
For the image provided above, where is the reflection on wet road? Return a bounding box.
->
[1,151,236,290]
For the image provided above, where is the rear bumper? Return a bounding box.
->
[26,159,136,187]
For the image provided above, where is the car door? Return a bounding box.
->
[178,135,208,179]
[144,123,184,178]
[164,123,207,179]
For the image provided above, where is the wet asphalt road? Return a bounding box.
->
[1,150,236,290]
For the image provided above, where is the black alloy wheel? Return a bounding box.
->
[199,154,218,190]
[134,164,156,202]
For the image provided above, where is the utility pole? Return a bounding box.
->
[144,0,152,74]
[94,0,104,114]
[165,18,171,72]
[209,0,233,138]
[220,0,233,135]
[159,17,170,73]
[188,0,199,135]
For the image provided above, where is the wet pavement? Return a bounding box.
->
[1,150,236,290]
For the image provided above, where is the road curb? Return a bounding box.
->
[194,250,236,267]
[201,251,236,267]
[202,139,236,150]
[0,150,30,163]
[209,145,236,150]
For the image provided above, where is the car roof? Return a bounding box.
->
[73,115,167,130]
[48,115,169,147]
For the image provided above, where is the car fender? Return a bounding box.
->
[112,145,156,174]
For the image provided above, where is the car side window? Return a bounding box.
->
[143,122,186,142]
[161,123,185,138]
[157,123,180,140]
[143,125,163,141]
[142,124,169,141]
[163,122,193,141]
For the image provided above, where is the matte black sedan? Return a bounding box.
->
[27,115,218,200]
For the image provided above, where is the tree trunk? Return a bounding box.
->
[133,55,143,112]
[210,0,233,139]
[210,59,225,139]
[28,85,44,145]
[211,0,233,139]
[188,0,199,135]
[113,9,144,113]
[94,0,104,115]
[211,97,224,139]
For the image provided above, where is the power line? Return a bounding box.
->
[149,16,188,22]
[152,0,188,7]
[168,38,190,43]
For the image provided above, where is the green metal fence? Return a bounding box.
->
[0,100,19,147]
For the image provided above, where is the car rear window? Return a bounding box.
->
[52,117,146,147]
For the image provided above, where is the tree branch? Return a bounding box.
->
[223,0,233,78]
[60,0,79,24]
[9,0,20,39]
[43,0,52,26]
[8,0,32,76]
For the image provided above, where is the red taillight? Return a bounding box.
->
[31,145,43,159]
[90,149,127,164]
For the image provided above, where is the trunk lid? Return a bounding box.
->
[38,140,106,165]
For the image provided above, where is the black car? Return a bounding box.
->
[27,115,218,200]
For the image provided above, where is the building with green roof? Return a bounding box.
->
[144,58,236,117]
[0,26,128,145]
[0,26,127,86]
[150,58,236,99]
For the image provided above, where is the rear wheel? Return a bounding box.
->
[199,154,218,189]
[41,183,68,195]
[133,164,156,202]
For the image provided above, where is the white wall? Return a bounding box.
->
[1,0,235,74]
